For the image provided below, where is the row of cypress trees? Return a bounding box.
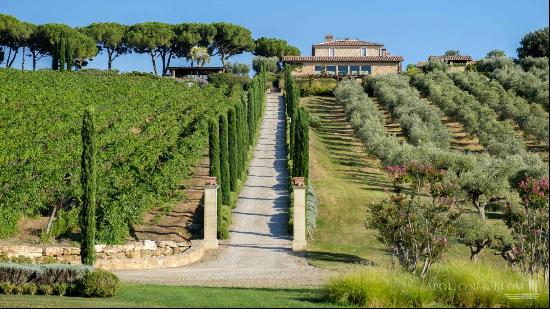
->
[209,66,267,238]
[51,32,74,71]
[284,65,309,180]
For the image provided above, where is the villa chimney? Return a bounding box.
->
[324,34,334,42]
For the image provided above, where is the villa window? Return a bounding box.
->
[350,65,360,75]
[360,48,367,56]
[326,65,336,74]
[314,65,325,74]
[328,48,335,57]
[360,65,371,75]
[338,65,349,75]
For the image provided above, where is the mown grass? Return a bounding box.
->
[0,284,338,308]
[302,96,505,271]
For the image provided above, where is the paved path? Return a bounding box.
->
[116,92,332,288]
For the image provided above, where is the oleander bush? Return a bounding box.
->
[365,74,452,149]
[0,69,242,243]
[450,71,549,145]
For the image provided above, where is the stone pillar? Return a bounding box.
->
[292,177,306,251]
[171,69,176,79]
[204,177,218,250]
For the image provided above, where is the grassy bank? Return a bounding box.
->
[0,284,336,308]
[302,96,506,271]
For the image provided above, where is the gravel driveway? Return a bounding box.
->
[116,92,332,288]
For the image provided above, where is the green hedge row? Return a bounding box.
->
[283,66,311,234]
[0,263,119,298]
[208,67,267,239]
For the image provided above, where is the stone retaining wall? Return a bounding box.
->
[0,239,205,271]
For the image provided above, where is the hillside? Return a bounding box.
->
[0,69,240,244]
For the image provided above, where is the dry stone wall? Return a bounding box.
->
[0,239,205,270]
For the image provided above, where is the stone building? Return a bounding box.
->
[282,35,403,77]
[428,55,475,72]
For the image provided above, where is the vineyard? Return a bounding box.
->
[0,69,242,243]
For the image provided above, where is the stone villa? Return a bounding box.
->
[282,35,403,77]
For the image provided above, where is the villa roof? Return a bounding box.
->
[282,55,404,63]
[429,55,473,61]
[313,39,383,47]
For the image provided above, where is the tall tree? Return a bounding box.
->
[0,14,32,68]
[228,107,238,192]
[209,22,255,67]
[80,107,97,266]
[517,27,549,59]
[219,113,231,206]
[126,22,174,75]
[486,49,507,58]
[209,118,222,209]
[444,50,461,56]
[82,22,129,70]
[188,46,210,67]
[172,23,216,65]
[253,37,300,58]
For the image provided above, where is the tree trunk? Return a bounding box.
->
[220,50,226,70]
[32,52,37,71]
[21,46,26,70]
[6,48,12,68]
[420,257,430,278]
[108,50,113,70]
[473,197,486,221]
[150,52,157,75]
[45,204,59,237]
[8,48,18,68]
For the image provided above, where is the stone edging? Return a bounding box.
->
[0,239,205,271]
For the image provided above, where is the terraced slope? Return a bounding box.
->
[134,157,210,243]
[419,97,484,153]
[372,97,406,143]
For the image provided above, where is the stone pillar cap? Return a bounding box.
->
[292,177,305,187]
[205,176,217,186]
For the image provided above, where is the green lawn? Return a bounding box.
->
[303,96,506,272]
[0,284,338,308]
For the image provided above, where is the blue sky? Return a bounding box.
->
[2,0,549,72]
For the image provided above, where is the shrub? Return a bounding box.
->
[208,72,250,90]
[428,262,549,308]
[0,263,92,285]
[0,282,16,295]
[21,283,37,295]
[324,268,434,307]
[53,282,69,296]
[252,56,278,73]
[79,269,120,298]
[308,113,322,130]
[306,182,318,234]
[37,284,54,295]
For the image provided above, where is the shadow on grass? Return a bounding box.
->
[307,251,375,266]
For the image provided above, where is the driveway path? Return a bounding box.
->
[116,92,332,288]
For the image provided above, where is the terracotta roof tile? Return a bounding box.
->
[282,56,404,62]
[429,55,473,61]
[314,40,383,46]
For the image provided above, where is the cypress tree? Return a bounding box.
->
[208,118,222,208]
[66,37,73,71]
[235,101,243,179]
[80,106,97,266]
[219,113,231,206]
[247,86,255,145]
[59,35,66,72]
[292,107,309,179]
[51,38,59,70]
[228,107,238,191]
[241,94,249,149]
